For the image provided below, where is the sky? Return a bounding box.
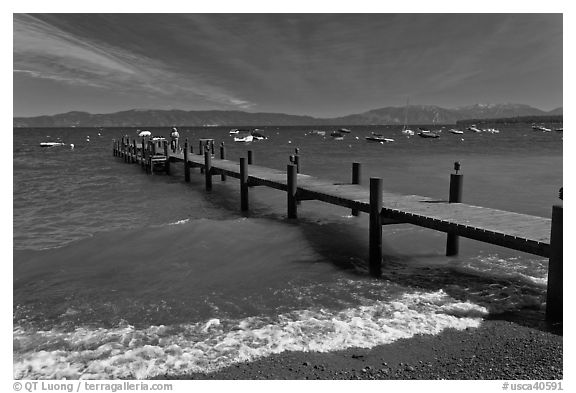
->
[13,13,563,118]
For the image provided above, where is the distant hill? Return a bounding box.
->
[13,104,562,127]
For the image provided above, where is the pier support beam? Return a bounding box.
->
[141,138,145,168]
[248,150,254,165]
[132,140,137,163]
[204,150,212,191]
[546,204,563,322]
[164,141,170,175]
[184,139,190,182]
[220,143,226,181]
[351,162,362,216]
[446,163,463,256]
[240,157,249,211]
[369,177,383,277]
[287,164,298,219]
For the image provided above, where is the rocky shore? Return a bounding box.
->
[156,315,562,380]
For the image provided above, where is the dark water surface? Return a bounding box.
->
[13,125,562,378]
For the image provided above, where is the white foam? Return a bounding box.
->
[457,255,548,287]
[14,289,487,380]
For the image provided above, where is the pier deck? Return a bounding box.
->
[170,151,551,258]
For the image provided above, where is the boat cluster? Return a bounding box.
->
[229,128,268,142]
[532,124,563,132]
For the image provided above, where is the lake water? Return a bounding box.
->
[13,124,562,379]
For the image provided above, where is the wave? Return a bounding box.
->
[14,289,487,379]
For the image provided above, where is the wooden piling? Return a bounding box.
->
[164,141,171,175]
[248,150,254,165]
[351,162,362,216]
[184,139,190,182]
[220,143,226,181]
[369,177,383,277]
[546,204,563,322]
[446,167,464,256]
[294,155,300,174]
[240,157,249,211]
[204,150,212,191]
[211,140,215,156]
[287,164,298,219]
[141,138,145,168]
[198,141,203,156]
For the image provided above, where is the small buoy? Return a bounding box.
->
[355,136,359,140]
[70,143,75,149]
[288,140,292,144]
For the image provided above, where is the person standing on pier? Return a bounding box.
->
[170,127,180,152]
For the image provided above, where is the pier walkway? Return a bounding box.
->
[113,137,563,322]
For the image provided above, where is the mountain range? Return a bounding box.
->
[13,104,562,128]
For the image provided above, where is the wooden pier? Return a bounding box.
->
[113,137,563,322]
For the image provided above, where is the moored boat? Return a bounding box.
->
[532,124,551,132]
[418,130,439,138]
[331,131,344,140]
[40,142,66,147]
[449,129,464,134]
[251,130,267,140]
[467,125,482,133]
[338,128,352,133]
[234,131,254,142]
[365,135,394,143]
[482,128,500,134]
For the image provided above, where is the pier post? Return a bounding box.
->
[220,142,227,181]
[446,162,463,256]
[112,139,116,156]
[369,177,383,277]
[287,164,298,219]
[351,162,362,216]
[204,150,212,191]
[198,141,203,156]
[240,157,249,211]
[184,139,190,182]
[546,204,563,322]
[211,140,215,156]
[141,138,145,168]
[164,141,171,175]
[132,140,137,163]
[248,150,254,165]
[147,141,152,174]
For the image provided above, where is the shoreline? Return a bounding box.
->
[154,313,562,380]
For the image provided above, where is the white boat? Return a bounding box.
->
[338,128,352,133]
[467,125,482,133]
[229,129,240,134]
[482,128,500,134]
[251,130,267,140]
[311,130,326,136]
[138,130,151,137]
[366,135,394,143]
[449,129,464,134]
[234,133,253,142]
[401,99,415,135]
[532,124,551,132]
[40,142,65,147]
[331,131,344,140]
[418,129,440,139]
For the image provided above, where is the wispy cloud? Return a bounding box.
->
[13,14,255,110]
